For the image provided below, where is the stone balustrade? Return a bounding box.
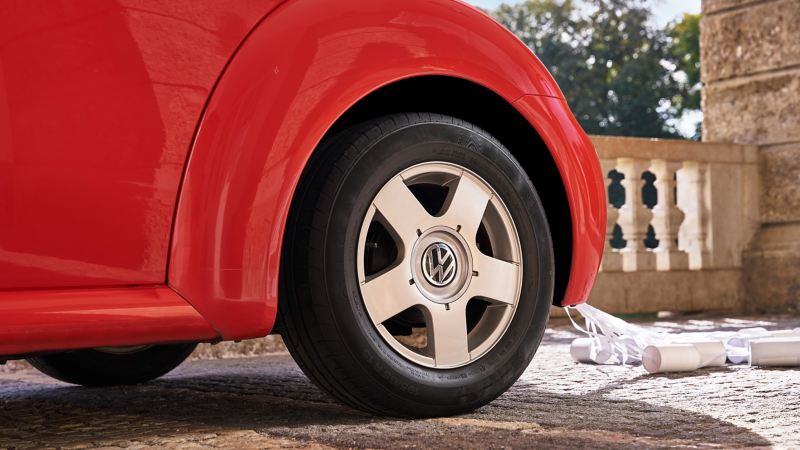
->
[587,136,759,314]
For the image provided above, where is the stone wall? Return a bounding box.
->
[702,0,800,311]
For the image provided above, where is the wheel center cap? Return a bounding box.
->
[421,242,457,287]
[410,226,472,304]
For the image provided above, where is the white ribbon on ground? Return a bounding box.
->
[566,304,800,373]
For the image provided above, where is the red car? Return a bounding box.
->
[0,0,604,416]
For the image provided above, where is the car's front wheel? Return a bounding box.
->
[280,113,554,417]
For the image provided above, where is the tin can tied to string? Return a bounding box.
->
[567,304,800,373]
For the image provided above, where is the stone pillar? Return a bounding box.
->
[702,0,800,311]
[616,158,656,272]
[651,160,688,271]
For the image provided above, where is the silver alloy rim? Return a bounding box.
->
[357,162,523,369]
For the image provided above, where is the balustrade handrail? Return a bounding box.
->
[592,135,758,164]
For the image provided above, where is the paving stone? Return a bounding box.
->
[1,315,798,449]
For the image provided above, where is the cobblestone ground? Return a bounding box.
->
[1,315,799,449]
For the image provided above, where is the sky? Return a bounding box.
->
[466,0,701,26]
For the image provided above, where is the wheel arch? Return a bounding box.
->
[168,0,602,340]
[297,76,574,309]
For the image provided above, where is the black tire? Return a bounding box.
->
[28,343,197,387]
[279,113,554,417]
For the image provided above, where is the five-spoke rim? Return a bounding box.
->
[356,162,523,369]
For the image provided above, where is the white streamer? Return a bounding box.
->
[566,304,800,373]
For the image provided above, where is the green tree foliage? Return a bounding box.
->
[669,13,702,139]
[492,0,693,138]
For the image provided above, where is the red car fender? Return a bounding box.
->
[513,95,605,306]
[169,0,603,340]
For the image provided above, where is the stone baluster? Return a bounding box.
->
[600,159,622,272]
[616,158,656,272]
[677,161,710,270]
[650,159,689,271]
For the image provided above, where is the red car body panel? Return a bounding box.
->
[0,0,282,289]
[0,286,217,356]
[513,95,606,305]
[0,0,604,355]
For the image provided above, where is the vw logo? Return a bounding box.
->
[421,242,457,287]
